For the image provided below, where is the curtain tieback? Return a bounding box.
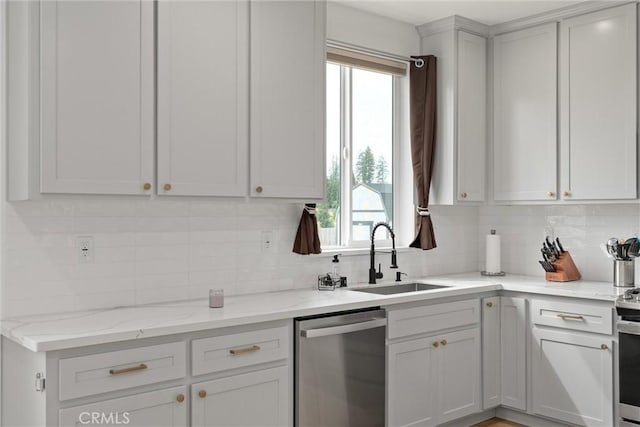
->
[416,206,430,216]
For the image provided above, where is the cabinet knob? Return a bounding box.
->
[163,183,172,191]
[563,191,571,197]
[547,191,555,197]
[432,341,439,348]
[198,390,207,399]
[176,394,185,403]
[601,344,608,350]
[255,186,263,194]
[461,192,468,199]
[486,302,493,308]
[143,183,151,191]
[440,339,447,346]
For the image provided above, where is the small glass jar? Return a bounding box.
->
[209,289,224,308]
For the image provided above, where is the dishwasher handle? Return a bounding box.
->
[300,317,386,338]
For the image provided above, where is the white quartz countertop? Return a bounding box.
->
[2,272,625,352]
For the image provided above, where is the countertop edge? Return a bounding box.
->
[2,273,622,352]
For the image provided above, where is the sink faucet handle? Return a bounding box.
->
[376,263,384,279]
[396,272,408,282]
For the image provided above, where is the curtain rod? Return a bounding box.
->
[326,39,424,68]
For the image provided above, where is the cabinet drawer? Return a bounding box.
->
[387,299,480,340]
[531,299,613,335]
[192,326,289,376]
[59,385,187,427]
[59,342,186,401]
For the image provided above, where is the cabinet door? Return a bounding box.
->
[191,366,289,427]
[532,328,613,426]
[500,296,526,411]
[40,1,154,195]
[457,31,486,203]
[387,338,437,427]
[482,297,501,409]
[157,1,248,197]
[250,1,325,199]
[59,386,187,426]
[560,4,637,200]
[493,23,557,201]
[437,328,481,424]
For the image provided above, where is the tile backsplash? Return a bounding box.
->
[6,199,637,318]
[2,199,478,317]
[478,204,640,283]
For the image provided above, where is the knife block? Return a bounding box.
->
[546,252,581,282]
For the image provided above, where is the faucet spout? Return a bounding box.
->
[369,222,398,284]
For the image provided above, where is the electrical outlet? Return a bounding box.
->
[262,231,274,252]
[77,236,94,263]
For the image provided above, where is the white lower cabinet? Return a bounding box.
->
[481,297,501,409]
[387,299,481,427]
[482,296,526,412]
[191,367,289,427]
[500,297,526,411]
[437,328,481,424]
[387,338,438,427]
[2,320,291,427]
[531,328,613,427]
[59,386,187,427]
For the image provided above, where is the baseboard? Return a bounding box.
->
[440,409,497,427]
[496,407,576,427]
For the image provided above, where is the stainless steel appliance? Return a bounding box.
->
[616,289,640,424]
[295,308,386,427]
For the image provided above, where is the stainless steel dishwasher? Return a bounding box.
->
[295,308,386,427]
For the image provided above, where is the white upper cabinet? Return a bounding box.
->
[421,22,487,205]
[157,1,248,197]
[559,4,637,200]
[250,1,326,199]
[40,1,154,195]
[457,31,487,203]
[493,23,558,202]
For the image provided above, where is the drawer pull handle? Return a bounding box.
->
[432,341,439,348]
[601,344,608,350]
[229,345,261,355]
[176,394,185,403]
[440,339,447,346]
[109,363,148,376]
[557,314,584,321]
[199,390,207,399]
[486,302,493,308]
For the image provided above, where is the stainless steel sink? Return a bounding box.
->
[352,283,449,295]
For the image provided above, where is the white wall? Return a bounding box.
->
[3,200,478,317]
[327,2,420,55]
[478,204,640,283]
[1,5,479,318]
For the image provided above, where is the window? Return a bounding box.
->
[318,52,405,249]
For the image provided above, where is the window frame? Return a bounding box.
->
[323,62,405,250]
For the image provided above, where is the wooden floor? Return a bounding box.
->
[471,417,528,427]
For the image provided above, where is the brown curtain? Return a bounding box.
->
[409,55,437,250]
[292,204,321,255]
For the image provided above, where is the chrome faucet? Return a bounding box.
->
[369,222,398,284]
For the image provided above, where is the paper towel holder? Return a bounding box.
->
[482,229,505,276]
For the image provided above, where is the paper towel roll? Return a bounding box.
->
[485,230,502,274]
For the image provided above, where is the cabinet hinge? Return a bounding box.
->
[35,372,45,392]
